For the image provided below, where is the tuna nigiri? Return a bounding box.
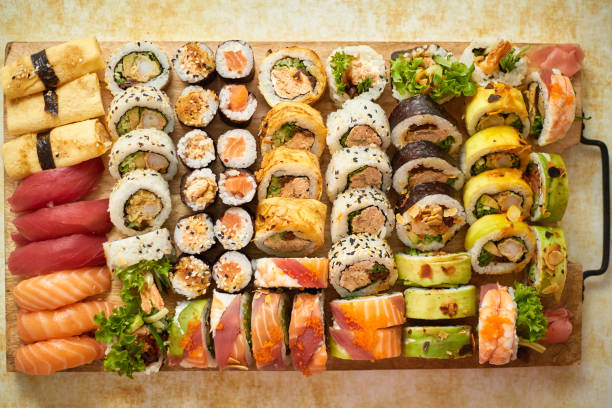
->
[289,293,327,375]
[18,300,114,344]
[15,336,106,375]
[12,199,111,242]
[8,158,104,213]
[8,234,106,276]
[13,266,111,312]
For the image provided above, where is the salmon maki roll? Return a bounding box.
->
[214,207,254,251]
[219,84,257,127]
[289,292,327,375]
[212,251,252,293]
[253,258,328,289]
[216,129,257,169]
[218,169,257,206]
[216,40,255,83]
[251,290,290,370]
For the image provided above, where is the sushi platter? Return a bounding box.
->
[3,40,597,374]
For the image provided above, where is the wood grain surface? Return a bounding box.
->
[3,41,583,372]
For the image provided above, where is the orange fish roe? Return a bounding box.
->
[480,314,512,342]
[254,325,282,365]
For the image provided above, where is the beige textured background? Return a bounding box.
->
[0,0,610,407]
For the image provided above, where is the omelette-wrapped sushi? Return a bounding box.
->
[461,125,530,178]
[330,187,394,242]
[175,86,218,128]
[255,147,322,200]
[180,168,217,211]
[210,290,253,370]
[108,129,178,181]
[218,169,257,206]
[214,207,253,251]
[254,198,326,257]
[523,70,576,146]
[171,255,212,299]
[168,299,216,368]
[177,129,215,169]
[478,284,518,365]
[216,40,255,82]
[527,226,567,302]
[392,140,464,194]
[216,129,257,168]
[460,40,529,86]
[403,326,474,359]
[525,152,569,222]
[326,45,387,106]
[463,169,533,224]
[404,286,476,319]
[258,47,326,106]
[253,258,328,289]
[326,99,390,154]
[258,101,327,157]
[212,251,252,293]
[395,251,472,287]
[172,42,216,84]
[465,83,529,137]
[218,84,257,127]
[329,234,397,297]
[173,213,215,255]
[395,182,466,251]
[465,213,536,274]
[325,146,392,201]
[290,292,327,374]
[107,86,175,139]
[105,41,170,95]
[108,169,171,235]
[389,94,463,154]
[251,290,291,370]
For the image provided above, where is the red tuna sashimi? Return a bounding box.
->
[11,232,31,246]
[13,199,111,242]
[214,294,243,370]
[8,158,104,213]
[8,234,106,276]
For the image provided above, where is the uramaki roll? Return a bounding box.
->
[527,226,567,303]
[525,152,569,222]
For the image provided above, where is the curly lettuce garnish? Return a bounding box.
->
[514,282,548,353]
[330,51,354,94]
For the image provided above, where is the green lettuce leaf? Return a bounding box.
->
[330,51,354,94]
[514,282,548,343]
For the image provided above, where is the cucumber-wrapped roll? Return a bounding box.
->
[525,152,569,222]
[527,226,567,302]
[404,286,476,319]
[403,326,474,359]
[395,251,471,287]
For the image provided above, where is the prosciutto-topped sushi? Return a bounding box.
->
[210,291,253,370]
[289,293,327,375]
[250,290,290,370]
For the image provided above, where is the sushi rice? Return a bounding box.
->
[216,129,257,168]
[177,129,215,169]
[213,251,252,293]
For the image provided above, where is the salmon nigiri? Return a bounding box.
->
[18,300,114,344]
[13,266,111,312]
[15,335,106,375]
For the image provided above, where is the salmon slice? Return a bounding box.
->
[224,175,252,197]
[229,85,249,112]
[15,335,106,375]
[18,301,114,344]
[224,50,247,72]
[251,291,286,370]
[220,136,246,163]
[330,326,402,360]
[289,293,326,374]
[13,266,111,312]
[330,293,405,331]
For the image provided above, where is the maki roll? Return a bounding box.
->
[465,83,529,137]
[290,292,327,374]
[250,290,291,370]
[103,228,174,271]
[180,168,217,211]
[107,86,175,139]
[105,41,170,95]
[254,197,326,257]
[326,45,387,106]
[172,42,216,84]
[168,299,217,368]
[403,326,474,359]
[527,226,567,302]
[523,70,576,146]
[463,169,533,224]
[215,40,255,83]
[214,207,253,251]
[395,251,472,287]
[218,84,257,127]
[170,255,212,299]
[212,251,252,293]
[108,129,178,181]
[525,152,569,222]
[253,258,329,289]
[461,126,530,179]
[460,40,529,86]
[326,99,390,154]
[392,140,464,194]
[255,147,322,200]
[108,169,172,236]
[328,234,397,297]
[258,47,326,106]
[210,290,253,370]
[465,213,536,274]
[216,129,257,168]
[389,95,463,155]
[177,129,215,169]
[173,213,215,255]
[325,146,392,201]
[330,187,394,242]
[404,286,477,319]
[175,86,218,128]
[218,169,257,206]
[395,182,466,251]
[258,102,327,157]
[478,285,518,365]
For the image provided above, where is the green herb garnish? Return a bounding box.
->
[330,51,354,94]
[499,46,530,74]
[356,77,372,94]
[514,282,548,343]
[478,248,494,267]
[267,176,282,198]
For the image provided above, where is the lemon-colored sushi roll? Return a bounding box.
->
[403,286,476,319]
[527,226,567,303]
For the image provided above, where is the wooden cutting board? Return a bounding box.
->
[3,41,583,372]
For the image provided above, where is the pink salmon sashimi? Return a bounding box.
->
[330,293,405,331]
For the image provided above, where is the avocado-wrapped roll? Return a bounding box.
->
[168,299,217,368]
[461,125,530,179]
[463,169,533,224]
[465,83,529,137]
[395,251,471,287]
[465,213,536,274]
[404,286,476,319]
[524,152,569,222]
[527,226,567,303]
[403,326,474,359]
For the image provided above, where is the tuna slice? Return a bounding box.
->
[8,234,106,276]
[214,294,243,370]
[289,293,326,374]
[8,158,104,213]
[13,199,111,242]
[330,293,405,331]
